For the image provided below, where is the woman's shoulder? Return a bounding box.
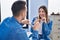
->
[48,18,53,24]
[48,16,53,22]
[33,17,38,20]
[32,17,38,22]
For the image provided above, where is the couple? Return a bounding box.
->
[0,1,53,40]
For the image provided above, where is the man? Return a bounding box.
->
[0,1,39,40]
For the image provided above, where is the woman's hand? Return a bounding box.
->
[33,19,40,31]
[33,22,40,31]
[42,17,47,23]
[34,19,40,24]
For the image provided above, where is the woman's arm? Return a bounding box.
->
[43,20,53,36]
[30,17,39,40]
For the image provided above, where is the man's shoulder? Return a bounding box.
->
[0,17,12,26]
[2,17,11,23]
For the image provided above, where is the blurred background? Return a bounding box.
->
[0,0,60,40]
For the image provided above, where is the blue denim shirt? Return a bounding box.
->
[0,16,38,40]
[30,17,53,40]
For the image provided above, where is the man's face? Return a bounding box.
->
[22,8,27,19]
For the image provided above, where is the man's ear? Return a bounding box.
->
[19,11,23,16]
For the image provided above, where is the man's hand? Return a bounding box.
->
[21,19,29,24]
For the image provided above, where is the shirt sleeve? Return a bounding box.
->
[29,17,38,40]
[42,20,53,36]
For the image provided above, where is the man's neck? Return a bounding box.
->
[14,16,22,23]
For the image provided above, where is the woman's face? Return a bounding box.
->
[39,8,46,18]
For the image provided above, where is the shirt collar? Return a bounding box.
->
[11,16,24,25]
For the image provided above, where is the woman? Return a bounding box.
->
[31,6,53,40]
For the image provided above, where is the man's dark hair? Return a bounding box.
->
[11,1,26,16]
